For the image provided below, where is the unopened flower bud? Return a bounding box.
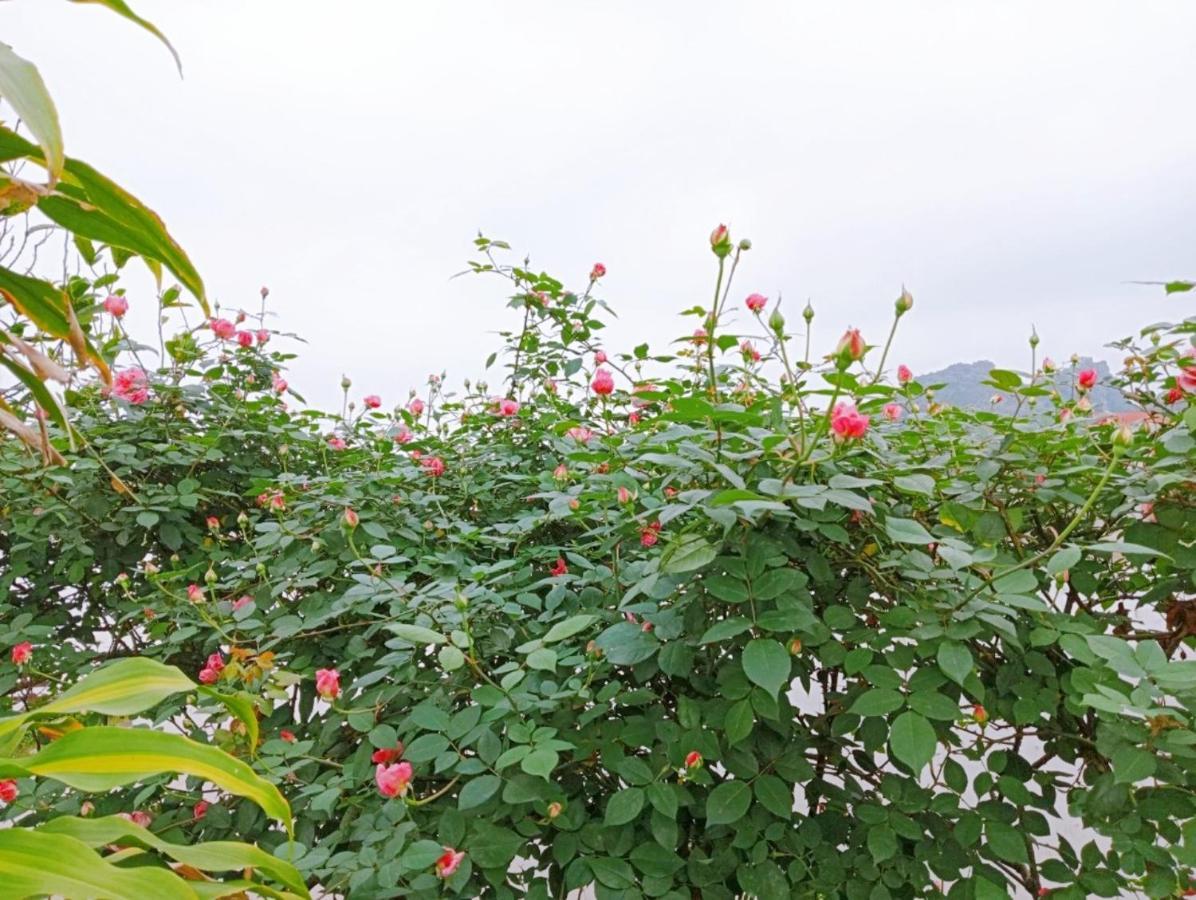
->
[204,567,218,585]
[973,704,988,725]
[260,286,270,299]
[1029,327,1039,348]
[769,308,786,336]
[834,328,866,366]
[788,636,803,655]
[342,507,359,529]
[1113,423,1135,450]
[709,224,732,258]
[454,594,469,612]
[144,561,160,576]
[341,375,352,391]
[237,511,249,527]
[802,300,814,323]
[737,238,752,251]
[895,287,913,316]
[547,801,563,819]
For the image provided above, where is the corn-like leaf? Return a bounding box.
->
[39,816,310,898]
[199,685,260,756]
[0,727,292,829]
[0,269,110,383]
[0,829,197,899]
[67,0,183,75]
[0,42,63,182]
[0,351,72,438]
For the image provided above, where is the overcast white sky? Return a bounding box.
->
[7,1,1195,408]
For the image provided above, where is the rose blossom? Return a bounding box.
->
[590,263,606,280]
[834,328,866,362]
[375,761,414,798]
[550,558,568,577]
[315,668,341,700]
[10,643,32,666]
[236,331,254,348]
[1077,368,1098,390]
[210,318,236,340]
[567,426,593,444]
[745,293,767,313]
[435,848,466,879]
[408,398,425,416]
[422,456,445,477]
[112,368,150,405]
[497,398,520,417]
[256,329,270,345]
[102,294,128,317]
[830,403,869,441]
[897,364,913,384]
[363,394,382,409]
[883,402,903,421]
[591,369,615,395]
[193,800,209,820]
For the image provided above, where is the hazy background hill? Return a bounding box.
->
[919,358,1133,411]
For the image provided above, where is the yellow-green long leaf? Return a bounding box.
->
[39,816,310,898]
[0,829,197,900]
[0,727,292,830]
[0,42,63,182]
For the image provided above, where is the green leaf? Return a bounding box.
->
[885,517,933,545]
[38,815,309,897]
[752,774,793,819]
[1047,546,1082,577]
[1112,745,1157,784]
[985,820,1028,864]
[520,747,558,780]
[458,774,502,810]
[889,711,936,775]
[661,534,718,573]
[604,787,645,826]
[0,727,292,832]
[724,698,754,744]
[741,638,791,699]
[705,781,752,826]
[543,614,597,643]
[850,688,905,717]
[893,474,935,496]
[0,42,63,181]
[699,617,752,644]
[438,645,465,671]
[526,647,557,671]
[68,0,183,74]
[387,623,446,645]
[468,822,523,870]
[937,641,974,686]
[867,824,898,862]
[0,829,194,899]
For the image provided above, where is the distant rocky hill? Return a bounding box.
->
[918,358,1133,412]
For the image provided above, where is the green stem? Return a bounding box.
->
[869,314,901,385]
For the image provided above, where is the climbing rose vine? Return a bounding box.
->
[1,230,1195,899]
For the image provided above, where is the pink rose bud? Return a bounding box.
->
[618,486,632,504]
[232,595,252,610]
[547,801,563,819]
[10,642,32,666]
[590,262,606,280]
[256,329,270,345]
[315,668,341,700]
[260,286,270,299]
[1042,357,1056,373]
[343,508,359,528]
[709,224,732,257]
[883,403,902,421]
[594,350,607,364]
[206,516,220,530]
[328,436,347,450]
[210,318,236,340]
[80,800,94,816]
[206,652,225,673]
[126,811,153,828]
[393,426,413,444]
[684,751,703,768]
[363,395,382,409]
[1167,386,1184,404]
[375,761,414,798]
[422,456,445,477]
[187,584,204,603]
[640,528,659,548]
[834,328,866,364]
[498,398,520,417]
[1077,368,1098,390]
[897,364,913,384]
[435,848,466,879]
[0,780,18,804]
[193,800,209,820]
[102,294,128,317]
[236,330,254,348]
[554,464,569,481]
[692,328,708,346]
[280,729,296,742]
[591,369,615,396]
[567,426,593,444]
[973,704,988,725]
[550,557,568,577]
[198,666,219,683]
[745,293,767,313]
[408,398,425,416]
[830,403,870,441]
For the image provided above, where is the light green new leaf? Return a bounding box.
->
[0,829,196,899]
[388,623,446,644]
[0,42,63,182]
[67,0,183,75]
[884,517,933,545]
[0,727,291,831]
[39,816,309,898]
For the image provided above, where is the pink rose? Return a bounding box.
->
[618,486,632,504]
[375,761,414,798]
[1077,369,1098,390]
[210,318,236,340]
[1178,365,1196,394]
[193,800,209,820]
[232,595,252,611]
[553,464,569,481]
[1042,357,1057,373]
[236,330,254,348]
[198,666,219,684]
[684,751,703,768]
[343,508,359,528]
[745,293,767,313]
[256,329,270,345]
[567,426,593,444]
[271,372,288,394]
[363,395,382,409]
[550,557,568,577]
[0,780,17,804]
[328,436,347,451]
[594,350,607,365]
[435,848,466,879]
[393,426,414,444]
[692,329,707,345]
[830,403,869,441]
[124,810,153,828]
[741,340,761,363]
[187,584,204,603]
[709,224,730,250]
[206,652,225,673]
[591,369,615,396]
[112,368,150,405]
[10,643,32,666]
[102,294,128,317]
[497,398,520,417]
[315,668,341,700]
[883,403,903,421]
[897,364,913,384]
[408,398,425,416]
[422,456,445,477]
[834,328,866,363]
[590,263,606,281]
[640,528,659,548]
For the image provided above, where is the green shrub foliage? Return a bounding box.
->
[2,232,1196,899]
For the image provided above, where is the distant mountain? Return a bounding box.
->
[918,358,1133,412]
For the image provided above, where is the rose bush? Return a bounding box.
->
[1,227,1195,899]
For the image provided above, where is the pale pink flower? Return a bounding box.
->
[123,810,153,828]
[594,350,607,364]
[236,330,254,348]
[590,263,606,281]
[567,426,593,444]
[256,329,270,345]
[271,372,288,394]
[315,668,341,700]
[343,508,359,528]
[363,395,382,409]
[617,486,632,504]
[1178,365,1196,394]
[745,293,767,313]
[422,456,445,477]
[187,584,204,603]
[375,761,414,798]
[498,398,520,417]
[897,365,913,384]
[210,318,236,340]
[102,294,128,317]
[830,403,869,441]
[232,595,252,611]
[328,436,347,451]
[883,403,903,421]
[692,329,707,345]
[408,398,425,416]
[112,368,150,405]
[393,426,414,444]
